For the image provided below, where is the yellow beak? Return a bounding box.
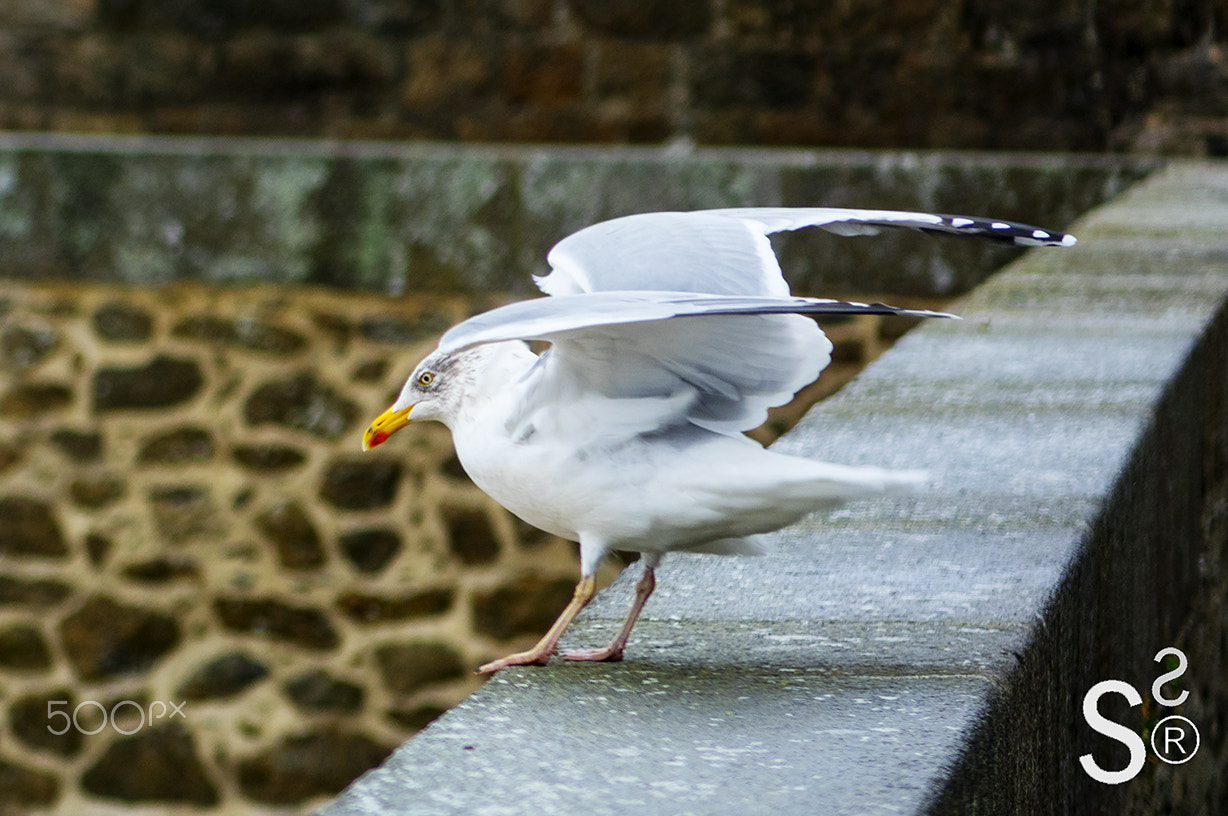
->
[362,405,413,451]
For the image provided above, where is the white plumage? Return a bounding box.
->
[362,207,1075,673]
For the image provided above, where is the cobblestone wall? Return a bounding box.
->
[0,276,925,812]
[0,0,1224,154]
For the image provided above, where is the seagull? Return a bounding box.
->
[363,208,1075,674]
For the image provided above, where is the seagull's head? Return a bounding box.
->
[362,344,529,450]
[362,350,465,450]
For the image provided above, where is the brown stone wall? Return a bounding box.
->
[0,0,1224,154]
[0,276,931,811]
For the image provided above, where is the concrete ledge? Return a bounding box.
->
[0,133,1150,295]
[319,161,1228,814]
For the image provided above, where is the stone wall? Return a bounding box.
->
[0,0,1225,154]
[0,275,919,812]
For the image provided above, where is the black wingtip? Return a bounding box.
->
[930,215,1076,248]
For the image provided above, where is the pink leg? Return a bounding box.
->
[562,562,657,663]
[477,575,597,674]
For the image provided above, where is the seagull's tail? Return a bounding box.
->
[784,461,927,507]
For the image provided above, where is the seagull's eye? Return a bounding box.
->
[417,371,436,387]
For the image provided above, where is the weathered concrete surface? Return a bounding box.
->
[320,160,1227,815]
[0,132,1150,296]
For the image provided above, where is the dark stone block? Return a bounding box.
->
[337,528,401,573]
[237,727,392,805]
[137,427,215,464]
[69,475,127,509]
[0,758,59,807]
[85,532,113,567]
[374,641,465,695]
[121,556,200,583]
[350,358,388,382]
[336,589,454,624]
[232,443,308,471]
[0,382,74,417]
[81,724,219,805]
[172,315,307,355]
[283,669,365,713]
[358,313,452,344]
[471,575,577,640]
[443,505,500,565]
[244,372,358,439]
[0,625,53,671]
[49,428,103,462]
[0,497,68,558]
[176,651,270,700]
[691,46,818,109]
[59,596,181,681]
[2,326,59,371]
[148,486,220,544]
[568,0,711,39]
[320,459,402,510]
[213,597,339,650]
[93,302,153,342]
[385,704,448,733]
[93,355,203,411]
[0,441,21,473]
[0,576,72,607]
[255,502,326,569]
[10,688,83,757]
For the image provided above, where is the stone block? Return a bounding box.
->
[0,382,74,417]
[244,372,358,439]
[176,651,270,700]
[237,727,392,805]
[9,688,83,757]
[0,496,68,558]
[442,505,500,565]
[283,669,365,713]
[0,625,53,671]
[59,595,180,681]
[0,759,59,808]
[320,458,402,510]
[49,428,103,462]
[336,588,454,623]
[374,641,465,695]
[255,501,326,569]
[231,443,308,471]
[470,574,575,640]
[171,315,307,355]
[137,426,215,464]
[337,527,402,573]
[568,0,711,39]
[93,355,203,411]
[213,597,339,650]
[0,575,72,607]
[92,301,154,342]
[81,724,218,805]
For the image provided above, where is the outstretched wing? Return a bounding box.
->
[535,208,1075,296]
[440,293,953,437]
[447,207,1071,440]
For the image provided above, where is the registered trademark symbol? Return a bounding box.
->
[1150,715,1200,765]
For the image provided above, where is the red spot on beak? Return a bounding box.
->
[368,430,389,448]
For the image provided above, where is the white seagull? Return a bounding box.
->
[363,208,1075,673]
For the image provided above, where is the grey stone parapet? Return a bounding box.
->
[0,132,1148,295]
[318,162,1228,815]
